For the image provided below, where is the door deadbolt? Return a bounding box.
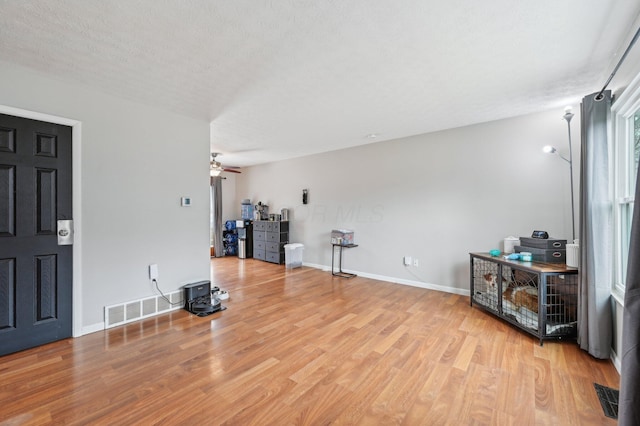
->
[57,220,74,245]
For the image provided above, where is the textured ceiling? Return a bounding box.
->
[1,1,640,167]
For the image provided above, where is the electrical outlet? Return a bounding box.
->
[413,258,419,267]
[149,264,159,280]
[404,256,412,266]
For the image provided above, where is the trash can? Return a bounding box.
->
[238,239,246,259]
[284,243,304,269]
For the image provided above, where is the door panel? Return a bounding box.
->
[0,113,72,356]
[35,254,57,322]
[0,165,16,236]
[0,126,16,152]
[36,168,57,234]
[0,258,16,330]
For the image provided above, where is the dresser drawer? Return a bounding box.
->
[265,221,289,232]
[254,240,266,251]
[266,232,288,243]
[266,241,285,253]
[253,231,267,241]
[265,251,285,264]
[253,248,266,260]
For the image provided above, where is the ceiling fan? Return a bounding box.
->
[210,153,241,176]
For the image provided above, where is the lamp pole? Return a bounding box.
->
[562,108,576,242]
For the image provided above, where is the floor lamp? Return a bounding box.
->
[543,107,576,242]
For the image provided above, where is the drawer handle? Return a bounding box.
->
[553,242,562,248]
[553,252,562,257]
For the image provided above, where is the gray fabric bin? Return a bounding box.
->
[519,237,567,249]
[515,245,566,263]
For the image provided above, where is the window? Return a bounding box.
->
[612,79,640,295]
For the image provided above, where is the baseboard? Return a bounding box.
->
[302,261,329,272]
[81,322,106,336]
[610,348,622,374]
[355,270,470,296]
[301,262,470,297]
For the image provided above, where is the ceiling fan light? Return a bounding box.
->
[210,152,223,176]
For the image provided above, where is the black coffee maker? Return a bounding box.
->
[183,280,224,316]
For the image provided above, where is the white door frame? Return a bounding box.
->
[0,104,83,337]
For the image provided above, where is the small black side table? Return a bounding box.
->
[331,243,358,278]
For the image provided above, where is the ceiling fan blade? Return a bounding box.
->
[211,152,241,173]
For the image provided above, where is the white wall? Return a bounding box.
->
[222,173,239,222]
[235,109,579,292]
[0,61,211,329]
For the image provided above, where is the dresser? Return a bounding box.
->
[253,221,289,264]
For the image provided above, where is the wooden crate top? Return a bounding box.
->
[470,252,578,274]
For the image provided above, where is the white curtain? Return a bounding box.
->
[577,91,613,359]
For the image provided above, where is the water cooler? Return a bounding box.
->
[236,219,253,259]
[237,200,253,259]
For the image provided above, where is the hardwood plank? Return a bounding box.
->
[452,334,479,372]
[550,369,580,426]
[533,356,556,414]
[461,363,500,425]
[0,257,620,425]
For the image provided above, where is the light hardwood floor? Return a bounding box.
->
[0,258,620,425]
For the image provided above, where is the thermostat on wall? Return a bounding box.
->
[181,197,192,207]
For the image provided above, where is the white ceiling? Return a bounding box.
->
[1,1,640,167]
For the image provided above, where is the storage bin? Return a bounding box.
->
[515,245,566,263]
[518,237,567,249]
[331,229,354,245]
[284,243,304,269]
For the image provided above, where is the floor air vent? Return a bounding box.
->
[105,291,183,329]
[594,383,619,419]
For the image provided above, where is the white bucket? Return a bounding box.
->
[284,243,304,269]
[566,243,579,268]
[503,236,520,253]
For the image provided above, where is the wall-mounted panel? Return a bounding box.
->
[0,165,16,237]
[35,254,57,322]
[36,168,56,235]
[0,258,16,330]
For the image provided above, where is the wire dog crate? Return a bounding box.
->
[470,252,578,345]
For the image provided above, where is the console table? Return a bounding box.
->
[331,244,358,278]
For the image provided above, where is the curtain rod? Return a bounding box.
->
[595,25,640,101]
